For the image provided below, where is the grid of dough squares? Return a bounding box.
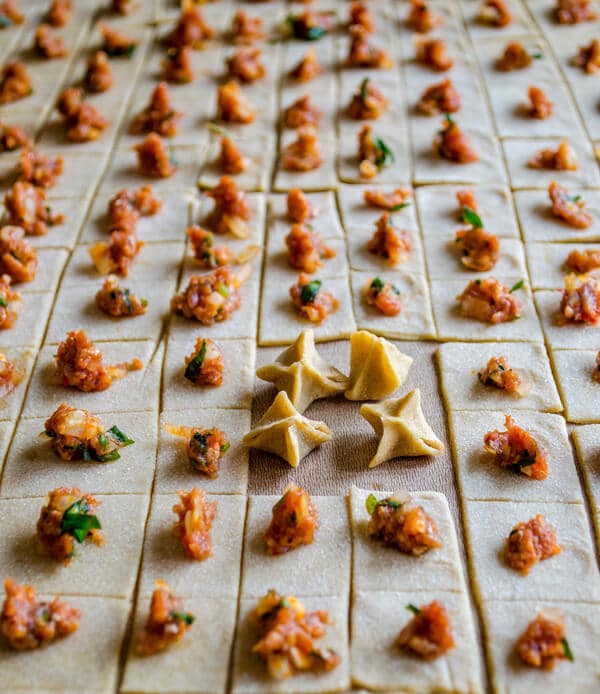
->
[0,0,599,692]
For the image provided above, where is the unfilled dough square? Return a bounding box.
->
[231,595,351,694]
[0,347,35,422]
[464,500,600,602]
[351,590,483,693]
[350,487,465,594]
[430,278,543,342]
[156,408,250,495]
[0,495,149,598]
[535,289,600,349]
[162,336,255,411]
[572,425,600,544]
[437,342,563,413]
[526,243,600,289]
[138,493,246,600]
[0,410,158,497]
[22,340,163,417]
[122,596,238,694]
[482,600,600,694]
[241,495,351,598]
[448,410,583,503]
[337,183,417,232]
[551,348,600,423]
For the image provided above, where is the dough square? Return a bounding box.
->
[122,595,238,694]
[437,341,563,413]
[482,600,600,694]
[503,137,600,188]
[351,589,483,693]
[572,425,600,543]
[162,335,255,411]
[59,241,185,289]
[0,346,35,422]
[346,223,425,275]
[514,188,600,243]
[464,500,600,602]
[0,291,55,349]
[79,191,195,244]
[349,487,465,594]
[395,0,467,37]
[266,234,348,279]
[350,269,437,340]
[45,280,172,345]
[535,289,600,349]
[416,184,520,239]
[155,408,250,495]
[463,0,536,38]
[551,349,600,423]
[338,71,406,131]
[138,493,246,599]
[0,410,158,497]
[526,243,600,289]
[240,495,351,599]
[231,594,351,694]
[196,190,266,242]
[258,274,356,345]
[21,339,163,417]
[280,73,337,139]
[337,183,417,232]
[430,278,543,342]
[268,191,344,240]
[423,234,526,281]
[0,494,149,598]
[448,409,583,503]
[273,135,337,192]
[26,196,91,250]
[0,595,130,693]
[25,247,69,294]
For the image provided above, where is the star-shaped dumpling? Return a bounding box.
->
[243,391,332,467]
[345,330,413,401]
[256,329,349,413]
[360,389,444,467]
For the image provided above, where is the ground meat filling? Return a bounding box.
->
[347,78,388,119]
[456,189,479,218]
[1,578,80,650]
[205,175,252,237]
[95,275,147,317]
[0,62,31,104]
[548,180,592,228]
[365,276,403,316]
[251,590,340,680]
[188,226,233,269]
[505,515,561,575]
[0,275,19,329]
[184,337,224,386]
[565,249,600,273]
[0,120,30,151]
[165,6,214,49]
[99,22,137,57]
[286,10,335,41]
[286,223,335,273]
[0,226,38,283]
[478,355,524,394]
[56,87,109,142]
[134,133,177,177]
[107,185,161,232]
[172,487,217,561]
[171,268,242,324]
[455,226,500,272]
[417,78,461,115]
[136,580,195,656]
[112,0,138,15]
[83,50,113,93]
[396,601,455,660]
[457,277,522,323]
[231,10,265,44]
[130,82,182,137]
[560,273,600,324]
[484,414,549,480]
[0,1,24,26]
[282,126,322,171]
[416,38,453,71]
[34,24,69,59]
[284,94,322,129]
[4,181,63,236]
[349,1,374,32]
[290,49,323,82]
[217,80,256,124]
[162,46,194,84]
[363,187,412,210]
[264,485,319,555]
[0,351,21,398]
[479,0,512,25]
[367,212,412,265]
[219,136,246,174]
[227,47,265,83]
[345,25,392,69]
[407,0,444,32]
[516,611,572,669]
[555,0,596,23]
[357,124,395,179]
[164,423,230,478]
[46,0,72,27]
[55,329,142,392]
[434,116,479,163]
[528,85,553,119]
[287,188,317,222]
[18,148,63,188]
[528,139,578,170]
[290,273,339,323]
[497,42,532,70]
[574,38,600,73]
[89,227,143,276]
[36,487,103,563]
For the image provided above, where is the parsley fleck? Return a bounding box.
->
[170,611,195,625]
[374,136,395,169]
[510,279,524,293]
[389,202,411,212]
[185,339,207,383]
[0,297,7,308]
[561,637,574,662]
[300,279,321,304]
[61,499,101,544]
[406,604,420,615]
[462,206,483,229]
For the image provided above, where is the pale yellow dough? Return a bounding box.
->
[551,348,600,423]
[535,289,600,349]
[360,389,444,467]
[526,243,600,289]
[572,425,600,545]
[243,391,332,467]
[345,330,413,401]
[256,329,349,413]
